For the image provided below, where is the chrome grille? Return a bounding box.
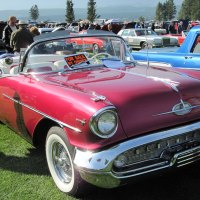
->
[162,38,170,46]
[113,130,200,176]
[173,146,200,167]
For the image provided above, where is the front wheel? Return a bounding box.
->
[141,42,148,49]
[141,42,153,49]
[45,126,84,196]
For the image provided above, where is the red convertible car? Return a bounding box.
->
[0,30,200,197]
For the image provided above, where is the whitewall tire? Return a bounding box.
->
[45,126,82,195]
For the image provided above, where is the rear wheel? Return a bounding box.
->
[45,126,85,196]
[141,42,148,49]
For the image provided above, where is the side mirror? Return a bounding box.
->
[4,57,13,65]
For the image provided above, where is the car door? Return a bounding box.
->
[0,66,26,133]
[127,30,137,47]
[181,34,200,69]
[174,33,200,69]
[120,29,130,42]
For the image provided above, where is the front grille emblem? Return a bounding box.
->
[172,101,192,116]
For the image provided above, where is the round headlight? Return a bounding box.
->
[90,107,118,138]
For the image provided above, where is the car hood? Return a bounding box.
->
[41,66,200,138]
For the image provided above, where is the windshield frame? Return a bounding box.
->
[20,32,132,73]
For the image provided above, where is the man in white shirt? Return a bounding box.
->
[2,16,18,53]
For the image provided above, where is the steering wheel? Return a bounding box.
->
[90,52,112,61]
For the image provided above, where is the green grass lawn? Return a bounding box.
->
[1,123,200,200]
[0,124,76,200]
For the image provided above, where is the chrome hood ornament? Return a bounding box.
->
[91,92,106,102]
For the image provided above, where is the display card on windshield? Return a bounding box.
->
[64,54,88,68]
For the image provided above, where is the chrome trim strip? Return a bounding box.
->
[111,68,180,93]
[3,93,81,133]
[112,164,169,179]
[113,161,168,176]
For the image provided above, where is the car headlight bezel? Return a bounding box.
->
[89,106,118,139]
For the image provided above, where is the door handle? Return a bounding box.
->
[184,56,192,59]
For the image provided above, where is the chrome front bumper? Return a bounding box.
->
[73,121,200,188]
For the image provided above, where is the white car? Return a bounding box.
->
[38,28,54,34]
[118,28,179,49]
[67,22,79,32]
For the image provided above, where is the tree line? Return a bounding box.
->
[29,0,99,23]
[179,0,200,20]
[155,0,176,21]
[155,0,200,21]
[66,0,99,23]
[30,0,200,23]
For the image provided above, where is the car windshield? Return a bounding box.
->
[24,35,133,73]
[135,29,157,36]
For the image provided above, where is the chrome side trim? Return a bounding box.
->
[3,93,81,133]
[111,68,180,93]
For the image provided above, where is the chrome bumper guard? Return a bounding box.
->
[73,121,200,188]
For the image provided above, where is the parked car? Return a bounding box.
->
[67,22,79,32]
[163,30,188,45]
[68,30,111,54]
[38,28,54,34]
[1,30,200,197]
[118,28,179,49]
[132,26,200,69]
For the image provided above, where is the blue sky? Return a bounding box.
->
[0,0,183,10]
[0,0,85,10]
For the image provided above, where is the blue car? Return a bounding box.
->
[132,26,200,69]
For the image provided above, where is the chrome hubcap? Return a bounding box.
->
[52,142,72,183]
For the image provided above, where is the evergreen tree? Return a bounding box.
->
[166,0,176,20]
[155,2,163,21]
[66,0,75,23]
[139,16,145,23]
[191,0,200,20]
[178,0,193,20]
[87,0,100,23]
[29,5,39,21]
[155,0,176,21]
[162,2,168,21]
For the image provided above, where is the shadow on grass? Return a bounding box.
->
[83,163,200,200]
[0,147,50,176]
[1,143,200,200]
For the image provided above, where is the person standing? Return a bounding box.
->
[2,16,18,53]
[168,21,176,34]
[10,20,33,54]
[178,21,184,34]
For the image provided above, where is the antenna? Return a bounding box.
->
[145,28,150,75]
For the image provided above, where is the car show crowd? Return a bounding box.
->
[0,14,199,56]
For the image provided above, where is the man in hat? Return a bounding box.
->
[2,16,18,53]
[10,20,33,54]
